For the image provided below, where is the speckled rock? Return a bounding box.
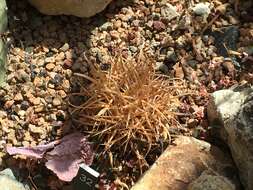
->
[208,87,253,190]
[131,136,239,190]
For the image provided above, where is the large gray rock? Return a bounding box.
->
[28,0,113,17]
[0,168,28,190]
[208,87,253,190]
[131,136,240,190]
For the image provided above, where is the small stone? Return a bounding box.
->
[17,110,26,117]
[45,96,53,103]
[100,22,113,31]
[64,69,72,78]
[29,124,45,134]
[53,97,62,106]
[35,105,44,113]
[39,69,47,77]
[64,59,73,68]
[58,90,67,98]
[33,76,44,87]
[48,83,55,88]
[20,101,30,110]
[14,93,23,101]
[16,70,30,82]
[51,74,63,85]
[114,20,122,29]
[65,51,74,60]
[129,46,138,53]
[0,111,7,118]
[47,113,57,121]
[48,72,57,79]
[153,21,166,31]
[60,43,70,52]
[161,3,179,21]
[4,100,14,109]
[7,130,18,145]
[22,141,30,146]
[155,62,169,73]
[46,63,55,71]
[192,3,211,16]
[55,52,65,61]
[45,57,55,63]
[31,97,41,105]
[62,79,70,90]
[166,50,177,63]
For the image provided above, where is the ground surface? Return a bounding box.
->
[0,0,252,189]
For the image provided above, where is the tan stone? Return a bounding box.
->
[131,136,240,190]
[28,0,113,17]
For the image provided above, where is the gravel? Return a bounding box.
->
[1,0,252,189]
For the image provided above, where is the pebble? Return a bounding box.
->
[20,101,30,110]
[54,74,64,84]
[58,90,67,98]
[166,50,177,63]
[17,110,26,117]
[14,93,23,101]
[44,57,55,63]
[16,70,30,82]
[60,43,70,52]
[155,62,169,73]
[30,97,41,105]
[55,52,65,61]
[33,76,44,87]
[0,111,7,118]
[52,97,62,106]
[62,79,70,90]
[160,3,179,21]
[29,124,45,135]
[46,63,55,71]
[63,59,73,68]
[4,100,14,109]
[34,105,44,113]
[192,3,211,16]
[100,22,113,31]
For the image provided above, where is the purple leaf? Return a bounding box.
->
[6,141,58,158]
[45,158,81,182]
[6,133,94,182]
[45,133,94,181]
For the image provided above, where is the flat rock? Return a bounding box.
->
[131,136,240,190]
[28,0,113,17]
[207,87,253,190]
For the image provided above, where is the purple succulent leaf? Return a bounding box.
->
[45,133,94,181]
[6,141,59,158]
[45,158,82,182]
[6,133,94,182]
